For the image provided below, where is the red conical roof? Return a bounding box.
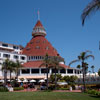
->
[34,20,43,28]
[22,36,59,56]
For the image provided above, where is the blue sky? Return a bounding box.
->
[0,0,100,72]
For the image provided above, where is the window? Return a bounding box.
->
[31,69,39,74]
[46,46,49,50]
[22,69,30,74]
[20,56,25,60]
[36,40,40,43]
[60,69,66,74]
[3,54,10,58]
[14,55,19,59]
[52,69,58,73]
[2,44,8,47]
[67,69,73,74]
[26,47,30,50]
[41,68,49,74]
[13,46,19,49]
[35,46,40,49]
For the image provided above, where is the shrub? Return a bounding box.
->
[0,87,9,92]
[86,89,100,97]
[14,87,24,91]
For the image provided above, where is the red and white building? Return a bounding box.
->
[0,19,82,80]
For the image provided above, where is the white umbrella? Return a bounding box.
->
[0,80,4,83]
[18,79,22,82]
[57,82,68,85]
[30,79,36,82]
[39,79,45,83]
[23,79,28,83]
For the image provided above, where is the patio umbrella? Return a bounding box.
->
[39,79,45,83]
[23,79,28,83]
[30,79,36,82]
[0,80,4,83]
[18,79,22,82]
[57,82,68,85]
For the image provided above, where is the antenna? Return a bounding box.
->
[37,10,40,20]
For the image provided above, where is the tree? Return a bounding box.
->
[98,69,100,76]
[81,0,100,26]
[69,50,94,92]
[2,59,11,86]
[49,74,62,83]
[50,56,64,89]
[91,65,95,73]
[7,61,16,83]
[39,54,52,89]
[14,60,23,81]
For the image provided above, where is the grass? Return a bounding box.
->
[0,92,100,100]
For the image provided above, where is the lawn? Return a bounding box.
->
[0,92,99,100]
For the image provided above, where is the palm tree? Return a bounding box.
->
[14,60,23,81]
[50,56,64,89]
[7,61,16,83]
[69,51,94,92]
[91,65,95,73]
[39,54,51,89]
[2,59,10,86]
[81,0,100,25]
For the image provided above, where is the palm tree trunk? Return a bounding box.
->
[54,67,57,90]
[10,71,11,83]
[4,67,7,87]
[46,65,48,90]
[82,62,86,92]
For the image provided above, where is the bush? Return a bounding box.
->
[48,84,55,90]
[14,87,24,91]
[0,87,9,92]
[86,89,100,97]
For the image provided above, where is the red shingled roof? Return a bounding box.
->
[22,36,59,56]
[23,61,70,68]
[34,20,43,28]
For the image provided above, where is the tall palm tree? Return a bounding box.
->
[7,61,16,83]
[39,54,52,89]
[69,51,94,92]
[81,0,100,25]
[91,65,95,73]
[14,60,23,81]
[2,59,11,86]
[50,56,64,89]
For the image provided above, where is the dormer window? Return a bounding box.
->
[35,46,40,49]
[36,40,40,43]
[46,46,49,50]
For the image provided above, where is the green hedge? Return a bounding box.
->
[0,87,9,92]
[86,89,100,96]
[14,87,24,91]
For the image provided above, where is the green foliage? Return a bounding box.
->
[49,74,62,83]
[14,87,24,91]
[62,75,78,85]
[98,69,100,76]
[0,87,8,92]
[86,89,100,96]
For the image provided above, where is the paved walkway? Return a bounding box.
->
[14,89,81,92]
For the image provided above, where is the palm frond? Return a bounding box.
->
[84,55,95,60]
[81,0,100,25]
[69,59,80,66]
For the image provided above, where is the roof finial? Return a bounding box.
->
[37,10,40,20]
